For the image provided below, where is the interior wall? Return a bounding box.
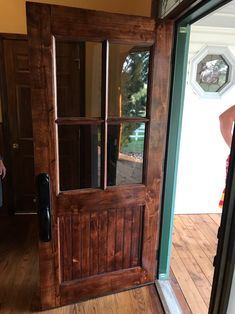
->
[175,25,235,214]
[0,0,151,34]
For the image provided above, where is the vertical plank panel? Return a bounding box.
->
[107,209,116,272]
[59,217,72,282]
[72,214,82,279]
[115,208,125,270]
[98,210,108,273]
[123,208,133,269]
[131,207,141,267]
[81,212,90,278]
[90,211,99,276]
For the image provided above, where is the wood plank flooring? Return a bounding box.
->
[171,214,221,314]
[0,215,164,314]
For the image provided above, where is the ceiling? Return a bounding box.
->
[195,0,235,28]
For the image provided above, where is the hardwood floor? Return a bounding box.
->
[0,215,164,314]
[171,214,221,314]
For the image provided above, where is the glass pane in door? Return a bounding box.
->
[58,124,101,190]
[107,123,146,186]
[56,41,102,117]
[108,44,150,118]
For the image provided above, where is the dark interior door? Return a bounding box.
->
[3,39,35,213]
[27,2,174,310]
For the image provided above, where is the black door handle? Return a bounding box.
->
[37,173,52,242]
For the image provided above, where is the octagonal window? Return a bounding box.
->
[196,54,229,93]
[190,46,235,98]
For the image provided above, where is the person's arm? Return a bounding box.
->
[0,158,6,179]
[219,105,235,148]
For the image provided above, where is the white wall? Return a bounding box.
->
[175,26,235,214]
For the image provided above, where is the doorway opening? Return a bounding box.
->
[159,1,235,313]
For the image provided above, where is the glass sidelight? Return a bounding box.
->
[55,40,151,191]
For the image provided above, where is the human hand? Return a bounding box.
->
[0,160,6,178]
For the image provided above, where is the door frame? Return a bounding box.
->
[158,0,235,312]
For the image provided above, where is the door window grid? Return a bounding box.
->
[55,40,151,191]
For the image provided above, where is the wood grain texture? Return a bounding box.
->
[171,245,208,314]
[174,216,214,284]
[60,267,151,305]
[173,222,212,307]
[171,214,221,314]
[58,206,144,282]
[0,216,39,313]
[51,5,156,45]
[26,3,58,309]
[209,213,221,226]
[56,185,146,212]
[142,20,174,277]
[26,2,172,309]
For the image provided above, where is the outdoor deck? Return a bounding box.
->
[171,214,221,314]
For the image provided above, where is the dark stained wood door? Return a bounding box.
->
[3,39,36,213]
[26,3,174,310]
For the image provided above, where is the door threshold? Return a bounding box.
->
[155,280,183,314]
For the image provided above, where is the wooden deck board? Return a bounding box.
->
[171,214,221,314]
[174,216,214,285]
[171,245,208,314]
[176,215,215,262]
[0,215,163,314]
[208,214,221,226]
[173,227,212,307]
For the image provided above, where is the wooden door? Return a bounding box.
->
[3,39,36,213]
[26,3,173,310]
